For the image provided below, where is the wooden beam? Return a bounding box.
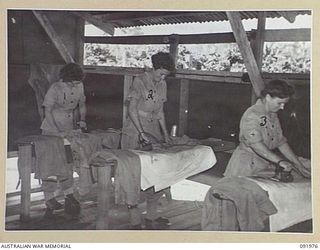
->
[227,11,265,96]
[84,28,310,45]
[123,75,133,128]
[263,29,311,42]
[75,16,85,64]
[84,32,237,45]
[178,79,189,137]
[252,12,266,69]
[72,12,114,36]
[251,12,266,103]
[33,10,74,63]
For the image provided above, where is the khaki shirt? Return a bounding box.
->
[41,80,86,132]
[224,99,287,177]
[122,72,167,149]
[127,72,167,120]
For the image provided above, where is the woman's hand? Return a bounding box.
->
[278,160,293,172]
[164,134,173,143]
[77,120,87,130]
[294,163,311,178]
[139,132,151,143]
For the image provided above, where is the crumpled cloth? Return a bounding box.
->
[201,177,277,231]
[245,157,312,232]
[90,149,141,205]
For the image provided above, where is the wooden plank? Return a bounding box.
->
[227,11,265,96]
[6,186,43,199]
[32,10,74,63]
[122,75,133,128]
[72,12,114,36]
[251,12,266,103]
[175,73,242,84]
[84,32,236,45]
[18,145,32,222]
[178,79,189,137]
[84,66,145,76]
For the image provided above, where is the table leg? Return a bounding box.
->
[95,165,112,230]
[18,144,32,222]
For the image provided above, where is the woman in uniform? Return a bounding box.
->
[121,52,175,229]
[223,79,310,179]
[40,62,87,218]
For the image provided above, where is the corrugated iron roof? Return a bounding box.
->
[87,10,311,29]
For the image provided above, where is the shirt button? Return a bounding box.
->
[71,92,74,95]
[71,101,74,103]
[271,138,274,141]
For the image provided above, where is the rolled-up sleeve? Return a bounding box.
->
[127,77,142,100]
[240,112,263,146]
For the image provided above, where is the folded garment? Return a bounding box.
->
[201,177,277,231]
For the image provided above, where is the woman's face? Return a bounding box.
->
[154,68,170,82]
[265,94,290,113]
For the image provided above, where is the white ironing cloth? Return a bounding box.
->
[133,145,216,191]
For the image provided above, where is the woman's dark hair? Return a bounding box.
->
[261,79,295,99]
[60,63,85,82]
[151,52,175,72]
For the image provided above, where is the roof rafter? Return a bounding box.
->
[72,12,115,35]
[227,11,265,96]
[32,10,74,63]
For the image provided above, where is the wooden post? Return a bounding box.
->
[227,11,265,96]
[18,144,32,221]
[250,12,266,104]
[33,10,74,63]
[178,79,189,137]
[95,165,112,230]
[122,75,133,128]
[75,16,85,65]
[169,34,179,65]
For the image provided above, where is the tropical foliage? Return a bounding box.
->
[84,41,310,73]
